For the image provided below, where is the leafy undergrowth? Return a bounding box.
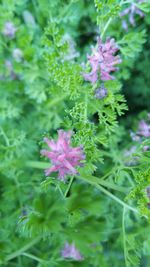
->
[0,0,150,266]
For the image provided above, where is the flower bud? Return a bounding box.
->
[94,85,108,100]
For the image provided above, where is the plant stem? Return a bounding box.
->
[122,207,128,267]
[99,179,129,193]
[96,184,138,213]
[56,184,64,198]
[64,176,75,197]
[5,237,41,262]
[21,252,47,263]
[48,95,67,108]
[80,175,129,193]
[79,175,138,214]
[100,169,114,180]
[26,161,50,169]
[84,93,88,123]
[101,17,112,40]
[100,0,131,40]
[0,127,10,146]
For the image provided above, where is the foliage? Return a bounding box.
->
[0,0,150,267]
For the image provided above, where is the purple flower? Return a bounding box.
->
[41,130,85,181]
[138,120,150,137]
[83,38,121,84]
[94,84,108,99]
[124,145,137,157]
[143,146,150,152]
[61,242,83,261]
[2,22,17,39]
[5,60,13,72]
[147,186,150,198]
[120,0,144,30]
[5,60,18,80]
[124,146,138,166]
[130,131,141,142]
[12,48,23,62]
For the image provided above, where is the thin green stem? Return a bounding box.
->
[26,161,135,212]
[0,40,10,51]
[97,184,138,213]
[122,207,128,267]
[80,175,129,193]
[5,237,41,262]
[100,0,131,40]
[64,176,75,197]
[47,95,67,108]
[21,252,47,263]
[58,0,73,21]
[84,93,88,123]
[0,127,10,146]
[78,175,138,214]
[56,184,64,198]
[26,161,50,169]
[100,169,114,180]
[99,179,129,193]
[101,17,112,40]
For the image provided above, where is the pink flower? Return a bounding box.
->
[61,242,83,261]
[41,130,85,181]
[120,0,144,30]
[138,120,150,137]
[2,21,17,39]
[83,38,121,84]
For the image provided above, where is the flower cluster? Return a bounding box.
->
[120,0,144,30]
[138,120,150,138]
[61,242,83,261]
[128,116,150,156]
[41,130,85,181]
[2,21,17,39]
[83,38,121,83]
[124,115,150,165]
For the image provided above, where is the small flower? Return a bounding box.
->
[130,131,141,142]
[61,242,83,261]
[83,37,121,84]
[124,146,139,166]
[2,21,17,39]
[124,145,137,157]
[94,84,108,99]
[12,48,23,62]
[120,0,144,30]
[41,130,85,181]
[138,120,150,137]
[143,145,150,151]
[5,60,18,80]
[146,186,150,198]
[5,60,13,72]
